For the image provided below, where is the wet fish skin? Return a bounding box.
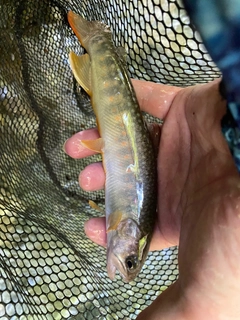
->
[68,11,157,282]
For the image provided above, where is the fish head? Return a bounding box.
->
[107,218,149,282]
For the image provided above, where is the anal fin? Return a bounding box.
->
[81,138,104,153]
[89,200,104,213]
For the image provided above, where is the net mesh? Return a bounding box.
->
[0,0,221,319]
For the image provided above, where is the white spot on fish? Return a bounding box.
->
[122,112,128,124]
[136,181,144,217]
[126,164,135,173]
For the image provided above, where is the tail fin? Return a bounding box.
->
[68,11,110,49]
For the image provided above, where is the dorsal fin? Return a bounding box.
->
[69,52,92,95]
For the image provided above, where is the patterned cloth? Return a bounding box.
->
[184,0,240,169]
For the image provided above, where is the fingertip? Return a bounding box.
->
[79,162,105,191]
[63,134,86,158]
[132,79,181,119]
[84,217,107,247]
[63,129,100,159]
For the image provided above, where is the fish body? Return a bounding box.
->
[68,11,157,282]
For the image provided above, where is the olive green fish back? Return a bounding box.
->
[0,0,220,319]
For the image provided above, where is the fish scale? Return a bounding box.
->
[68,11,157,282]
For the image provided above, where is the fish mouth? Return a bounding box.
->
[107,253,140,283]
[107,252,128,281]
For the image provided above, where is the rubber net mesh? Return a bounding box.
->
[0,0,221,319]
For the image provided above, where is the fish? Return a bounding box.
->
[67,11,157,282]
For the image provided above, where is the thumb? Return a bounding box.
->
[137,281,185,320]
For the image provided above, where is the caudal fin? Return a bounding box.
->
[68,11,110,48]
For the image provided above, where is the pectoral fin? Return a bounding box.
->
[107,211,123,232]
[81,138,104,153]
[138,234,148,260]
[89,200,104,213]
[69,52,92,95]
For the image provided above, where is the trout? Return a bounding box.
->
[68,11,157,282]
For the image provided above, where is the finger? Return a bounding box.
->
[79,162,105,191]
[64,128,99,159]
[84,217,177,251]
[132,79,182,119]
[149,223,177,251]
[84,217,107,247]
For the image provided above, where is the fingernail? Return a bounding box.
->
[62,139,69,153]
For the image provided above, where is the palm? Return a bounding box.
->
[154,80,235,246]
[65,79,240,319]
[138,81,240,319]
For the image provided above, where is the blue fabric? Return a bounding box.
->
[184,0,240,169]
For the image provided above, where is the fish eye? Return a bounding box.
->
[125,255,138,271]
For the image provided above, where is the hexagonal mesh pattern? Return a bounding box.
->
[0,0,220,319]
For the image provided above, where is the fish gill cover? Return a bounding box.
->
[0,0,220,319]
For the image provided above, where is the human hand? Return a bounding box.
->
[64,79,240,319]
